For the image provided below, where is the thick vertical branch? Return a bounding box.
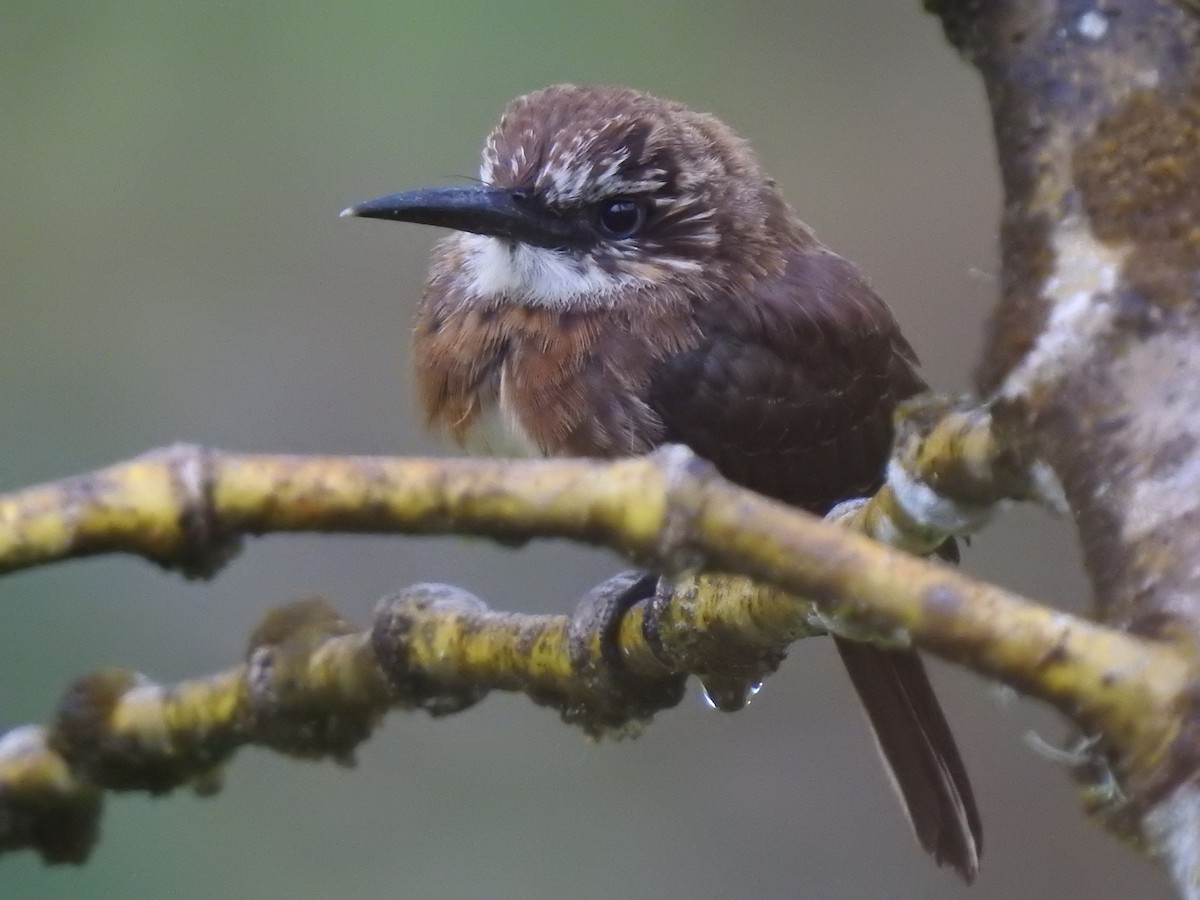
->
[930,0,1200,892]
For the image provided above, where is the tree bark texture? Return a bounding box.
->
[930,0,1200,890]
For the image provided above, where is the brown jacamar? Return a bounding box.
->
[344,83,982,881]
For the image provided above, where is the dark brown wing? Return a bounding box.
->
[648,245,924,513]
[647,244,982,881]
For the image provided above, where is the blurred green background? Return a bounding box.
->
[0,2,1170,898]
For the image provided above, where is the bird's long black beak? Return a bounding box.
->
[341,185,581,251]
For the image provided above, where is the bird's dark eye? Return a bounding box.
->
[594,197,646,240]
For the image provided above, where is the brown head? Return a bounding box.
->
[343,83,810,312]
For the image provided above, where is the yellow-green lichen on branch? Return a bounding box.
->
[1,437,1196,863]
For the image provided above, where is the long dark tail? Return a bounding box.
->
[833,637,982,882]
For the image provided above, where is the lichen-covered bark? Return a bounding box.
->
[931,0,1200,890]
[934,0,1200,634]
[2,442,1192,863]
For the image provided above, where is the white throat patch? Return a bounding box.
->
[460,233,644,308]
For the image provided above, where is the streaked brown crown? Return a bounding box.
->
[475,83,809,289]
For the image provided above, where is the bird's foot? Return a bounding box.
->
[564,571,687,738]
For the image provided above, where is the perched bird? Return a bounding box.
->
[344,83,981,880]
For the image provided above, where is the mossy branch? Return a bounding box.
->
[1,403,1197,863]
